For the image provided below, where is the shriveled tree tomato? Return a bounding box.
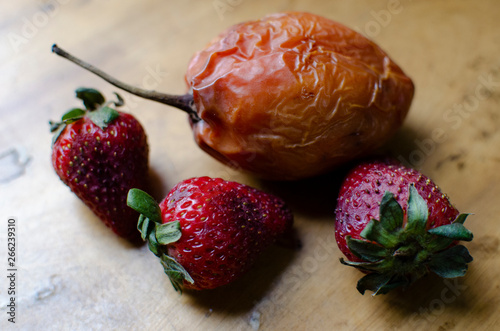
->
[53,12,414,181]
[186,12,414,180]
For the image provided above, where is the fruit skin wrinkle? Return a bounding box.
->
[52,12,414,181]
[186,12,414,180]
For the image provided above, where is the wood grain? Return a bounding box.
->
[1,0,499,330]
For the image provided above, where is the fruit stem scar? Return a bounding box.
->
[51,44,201,123]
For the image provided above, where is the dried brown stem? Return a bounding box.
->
[51,44,199,122]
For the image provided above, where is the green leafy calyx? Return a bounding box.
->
[49,88,123,145]
[340,184,473,296]
[126,188,194,292]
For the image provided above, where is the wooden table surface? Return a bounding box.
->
[1,0,500,330]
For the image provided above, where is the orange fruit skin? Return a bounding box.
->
[186,12,414,180]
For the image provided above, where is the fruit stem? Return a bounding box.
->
[51,44,200,123]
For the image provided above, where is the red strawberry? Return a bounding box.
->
[51,88,149,243]
[127,177,293,291]
[335,158,473,295]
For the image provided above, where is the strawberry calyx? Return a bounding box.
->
[49,88,122,145]
[340,184,473,295]
[126,188,194,292]
[75,87,106,110]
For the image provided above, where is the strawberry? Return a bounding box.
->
[127,177,293,291]
[335,158,473,295]
[50,88,149,243]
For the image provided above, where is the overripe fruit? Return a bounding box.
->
[51,88,149,243]
[52,11,414,180]
[127,177,293,291]
[334,158,473,295]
